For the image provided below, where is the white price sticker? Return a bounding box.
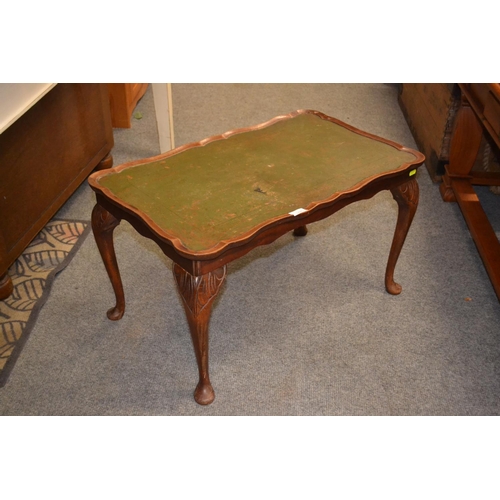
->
[288,208,308,217]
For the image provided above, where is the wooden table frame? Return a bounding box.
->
[88,110,424,405]
[439,84,500,302]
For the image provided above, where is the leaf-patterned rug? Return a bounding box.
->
[0,219,91,387]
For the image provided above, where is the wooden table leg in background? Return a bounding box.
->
[173,264,227,405]
[293,225,308,237]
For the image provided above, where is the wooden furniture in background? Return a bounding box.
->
[398,84,460,182]
[89,110,424,405]
[0,83,114,300]
[439,83,500,301]
[107,84,148,128]
[0,84,56,134]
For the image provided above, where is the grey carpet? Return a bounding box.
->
[1,84,499,415]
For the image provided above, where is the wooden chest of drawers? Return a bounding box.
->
[0,83,113,299]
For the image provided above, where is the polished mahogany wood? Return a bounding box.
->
[439,84,500,301]
[89,110,424,404]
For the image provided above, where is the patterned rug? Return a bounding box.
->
[0,219,91,387]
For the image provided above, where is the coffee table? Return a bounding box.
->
[88,110,425,405]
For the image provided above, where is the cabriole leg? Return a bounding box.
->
[385,178,419,295]
[91,203,125,320]
[173,264,227,405]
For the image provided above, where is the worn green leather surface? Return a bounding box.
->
[99,114,415,252]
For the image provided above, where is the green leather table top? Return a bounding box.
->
[97,112,417,252]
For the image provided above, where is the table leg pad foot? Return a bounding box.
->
[386,281,402,295]
[107,306,125,321]
[194,382,215,405]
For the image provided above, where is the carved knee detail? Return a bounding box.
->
[173,265,227,317]
[391,178,419,208]
[92,203,121,234]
